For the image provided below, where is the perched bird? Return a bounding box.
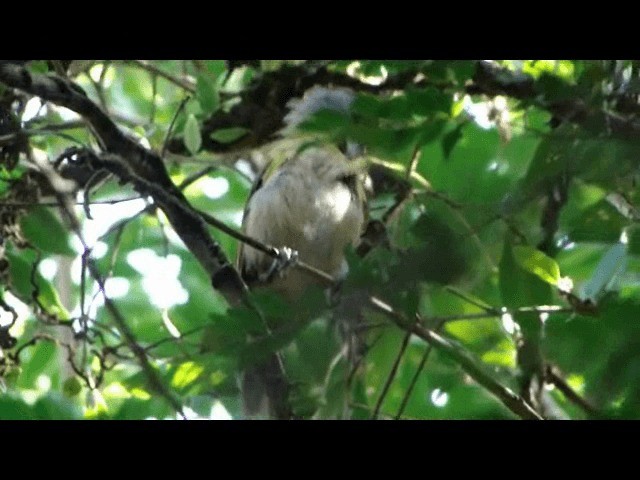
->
[237,86,368,419]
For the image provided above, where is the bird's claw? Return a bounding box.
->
[259,247,299,283]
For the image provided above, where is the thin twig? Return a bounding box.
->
[405,143,421,182]
[350,401,420,420]
[368,296,543,420]
[0,197,144,208]
[432,312,501,323]
[87,72,108,112]
[143,326,205,352]
[395,343,434,419]
[28,150,186,419]
[178,166,216,190]
[372,331,411,419]
[162,95,190,158]
[546,365,597,416]
[368,156,432,190]
[126,60,195,93]
[23,119,86,131]
[347,330,386,387]
[444,286,496,312]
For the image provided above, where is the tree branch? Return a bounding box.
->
[372,331,411,419]
[546,365,597,416]
[467,60,640,139]
[368,296,544,420]
[26,146,186,418]
[124,60,196,93]
[0,62,247,305]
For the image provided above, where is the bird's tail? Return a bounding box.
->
[241,353,292,420]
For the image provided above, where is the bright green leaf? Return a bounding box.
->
[184,113,202,155]
[512,245,561,286]
[210,127,250,144]
[500,240,553,309]
[171,361,204,390]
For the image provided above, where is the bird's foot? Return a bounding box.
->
[258,247,299,283]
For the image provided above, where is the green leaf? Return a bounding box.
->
[171,361,205,390]
[210,127,250,144]
[0,394,37,419]
[6,249,68,318]
[28,61,49,74]
[298,109,350,135]
[110,397,173,420]
[442,124,463,158]
[20,206,74,255]
[32,393,82,419]
[526,106,552,133]
[568,200,630,243]
[352,92,381,117]
[184,114,202,155]
[16,341,57,389]
[196,72,220,115]
[512,245,561,286]
[544,293,640,417]
[500,240,553,309]
[203,60,226,79]
[406,87,452,115]
[535,73,576,102]
[416,119,447,146]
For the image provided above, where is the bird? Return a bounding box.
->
[236,86,368,419]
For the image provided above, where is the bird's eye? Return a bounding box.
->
[337,173,358,192]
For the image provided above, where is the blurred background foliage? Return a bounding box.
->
[0,60,639,419]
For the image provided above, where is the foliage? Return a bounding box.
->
[0,60,639,419]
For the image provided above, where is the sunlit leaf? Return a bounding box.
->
[171,361,205,390]
[184,113,202,155]
[512,245,561,286]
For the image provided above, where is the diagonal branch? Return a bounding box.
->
[372,331,411,419]
[368,296,543,420]
[546,365,597,416]
[467,60,640,139]
[0,62,247,305]
[27,147,186,418]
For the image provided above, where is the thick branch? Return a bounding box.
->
[0,62,246,304]
[167,62,428,155]
[468,60,640,138]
